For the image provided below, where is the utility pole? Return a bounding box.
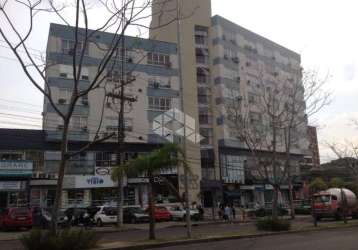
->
[176,0,192,238]
[106,1,136,227]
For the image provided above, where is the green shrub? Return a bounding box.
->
[256,217,291,231]
[20,229,100,250]
[254,207,289,217]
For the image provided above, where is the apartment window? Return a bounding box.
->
[58,88,71,104]
[148,97,171,111]
[70,116,88,130]
[147,52,170,66]
[106,70,121,83]
[106,118,133,132]
[197,68,209,84]
[148,78,171,89]
[95,152,116,167]
[62,39,89,56]
[220,154,245,184]
[195,34,207,45]
[199,114,211,124]
[59,65,89,80]
[198,95,208,104]
[200,128,212,145]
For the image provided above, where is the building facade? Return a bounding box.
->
[42,23,182,207]
[150,1,310,208]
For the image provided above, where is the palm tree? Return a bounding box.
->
[115,143,188,240]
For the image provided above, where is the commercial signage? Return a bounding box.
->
[95,167,110,176]
[74,175,127,189]
[0,181,26,190]
[0,161,33,177]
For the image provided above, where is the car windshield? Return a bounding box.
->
[128,207,145,214]
[314,195,331,203]
[103,207,117,216]
[12,208,29,215]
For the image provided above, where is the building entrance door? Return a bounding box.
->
[0,192,7,208]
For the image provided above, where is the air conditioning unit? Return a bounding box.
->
[58,98,66,104]
[39,173,47,179]
[32,172,40,179]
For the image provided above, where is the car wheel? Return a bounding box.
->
[96,219,103,227]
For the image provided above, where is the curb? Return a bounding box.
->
[96,223,358,250]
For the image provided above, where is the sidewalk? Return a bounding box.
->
[0,215,310,241]
[95,219,358,250]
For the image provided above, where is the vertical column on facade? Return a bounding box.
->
[83,190,91,206]
[61,190,68,209]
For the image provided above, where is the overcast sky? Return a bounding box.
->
[0,0,358,162]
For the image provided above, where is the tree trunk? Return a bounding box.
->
[51,123,69,234]
[288,178,295,219]
[272,185,279,220]
[116,176,124,227]
[148,176,156,240]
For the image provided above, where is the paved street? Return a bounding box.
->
[153,227,358,250]
[1,217,357,250]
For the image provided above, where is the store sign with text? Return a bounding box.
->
[74,175,127,188]
[0,160,33,176]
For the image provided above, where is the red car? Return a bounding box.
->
[0,207,32,230]
[146,206,171,221]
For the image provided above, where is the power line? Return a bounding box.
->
[0,39,45,53]
[0,98,43,108]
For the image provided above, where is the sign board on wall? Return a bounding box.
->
[0,161,33,177]
[0,181,26,190]
[74,175,127,189]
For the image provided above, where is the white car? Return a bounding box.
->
[166,206,200,221]
[94,206,117,227]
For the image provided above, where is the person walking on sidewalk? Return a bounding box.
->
[231,205,236,220]
[224,205,232,223]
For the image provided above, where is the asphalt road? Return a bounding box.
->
[153,227,358,250]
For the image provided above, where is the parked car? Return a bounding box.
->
[166,206,200,221]
[94,206,117,227]
[64,207,89,226]
[145,206,171,221]
[123,206,149,224]
[0,207,32,230]
[32,208,69,228]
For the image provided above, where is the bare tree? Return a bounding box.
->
[0,0,182,233]
[225,69,330,219]
[327,141,358,182]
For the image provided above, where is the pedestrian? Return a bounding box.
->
[224,204,231,223]
[197,205,204,220]
[231,205,236,220]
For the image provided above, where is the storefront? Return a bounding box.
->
[0,160,33,208]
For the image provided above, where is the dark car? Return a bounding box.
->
[32,208,69,228]
[123,207,149,223]
[64,207,88,226]
[0,207,32,230]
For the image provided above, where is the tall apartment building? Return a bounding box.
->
[151,0,309,207]
[43,23,181,206]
